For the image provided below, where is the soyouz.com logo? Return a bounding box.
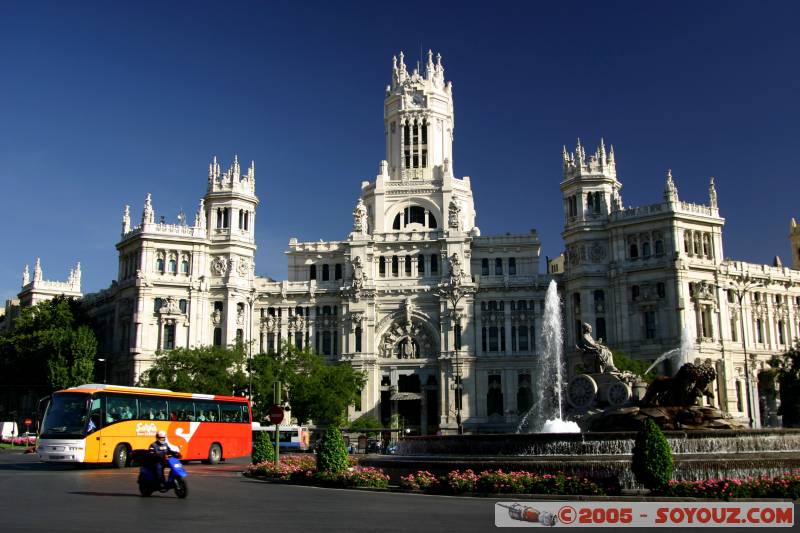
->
[494,502,794,527]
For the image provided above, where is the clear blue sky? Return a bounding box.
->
[1,1,798,301]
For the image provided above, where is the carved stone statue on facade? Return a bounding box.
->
[448,200,461,230]
[351,256,365,289]
[448,253,463,285]
[641,362,716,407]
[577,322,618,373]
[352,198,368,235]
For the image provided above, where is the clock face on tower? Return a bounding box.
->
[411,92,423,106]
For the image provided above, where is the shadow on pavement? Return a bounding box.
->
[69,491,142,498]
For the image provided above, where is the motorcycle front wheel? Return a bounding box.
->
[174,477,188,499]
[138,482,153,497]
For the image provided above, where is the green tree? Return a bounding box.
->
[0,296,97,392]
[251,430,275,464]
[251,343,365,424]
[316,425,349,474]
[612,349,657,382]
[769,342,800,427]
[348,415,382,436]
[139,345,247,395]
[632,418,674,491]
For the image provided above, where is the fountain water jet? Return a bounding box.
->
[519,280,579,433]
[644,319,696,376]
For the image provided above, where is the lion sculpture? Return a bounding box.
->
[641,362,716,407]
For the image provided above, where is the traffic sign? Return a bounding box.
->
[268,405,284,425]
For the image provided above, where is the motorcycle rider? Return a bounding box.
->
[149,430,172,486]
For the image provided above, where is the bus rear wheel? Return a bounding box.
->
[205,443,221,465]
[113,444,129,468]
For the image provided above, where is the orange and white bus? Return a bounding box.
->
[37,384,251,467]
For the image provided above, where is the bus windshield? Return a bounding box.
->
[40,393,89,439]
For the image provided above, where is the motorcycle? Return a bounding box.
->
[131,449,188,498]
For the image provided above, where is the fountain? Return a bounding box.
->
[359,281,800,492]
[520,280,579,433]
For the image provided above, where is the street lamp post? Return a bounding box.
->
[726,275,763,428]
[96,358,107,384]
[247,289,257,403]
[437,276,474,435]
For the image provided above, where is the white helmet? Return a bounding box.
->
[156,430,167,439]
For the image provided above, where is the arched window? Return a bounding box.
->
[632,285,640,301]
[393,206,437,230]
[593,290,605,312]
[417,254,425,275]
[572,293,581,314]
[213,328,222,346]
[156,258,165,273]
[404,255,412,275]
[391,256,399,276]
[508,257,517,275]
[655,239,664,255]
[322,264,330,281]
[334,263,342,280]
[168,259,177,274]
[379,257,385,276]
[322,331,332,355]
[642,242,651,257]
[164,324,176,350]
[495,258,503,275]
[154,298,163,313]
[310,264,317,280]
[518,300,527,310]
[430,254,438,273]
[586,192,594,212]
[481,258,489,276]
[181,259,190,275]
[355,327,362,353]
[179,299,187,313]
[630,244,639,259]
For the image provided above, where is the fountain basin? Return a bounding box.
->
[369,429,800,490]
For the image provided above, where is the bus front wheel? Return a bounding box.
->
[206,443,221,465]
[113,443,129,468]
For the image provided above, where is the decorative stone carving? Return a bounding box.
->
[158,296,180,315]
[211,256,228,276]
[236,305,245,325]
[261,315,277,332]
[211,309,222,325]
[448,200,461,230]
[352,198,368,235]
[289,314,305,332]
[448,253,463,286]
[237,257,249,277]
[349,311,364,331]
[577,322,617,373]
[589,242,606,262]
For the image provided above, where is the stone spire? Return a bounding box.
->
[122,205,130,235]
[574,138,585,167]
[195,198,206,229]
[33,257,42,282]
[708,176,718,209]
[664,169,679,203]
[142,193,154,224]
[425,49,434,79]
[22,264,29,286]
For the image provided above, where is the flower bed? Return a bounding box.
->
[246,454,389,488]
[399,469,605,496]
[659,474,800,500]
[1,436,37,446]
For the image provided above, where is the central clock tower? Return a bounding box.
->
[383,50,455,182]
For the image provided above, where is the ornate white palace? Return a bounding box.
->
[11,52,800,432]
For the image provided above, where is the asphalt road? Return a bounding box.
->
[2,449,797,533]
[0,449,499,533]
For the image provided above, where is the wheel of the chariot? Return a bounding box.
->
[567,374,598,410]
[605,381,632,407]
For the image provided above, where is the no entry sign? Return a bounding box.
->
[268,405,284,425]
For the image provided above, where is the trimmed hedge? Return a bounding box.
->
[251,431,275,464]
[316,426,350,474]
[632,418,673,490]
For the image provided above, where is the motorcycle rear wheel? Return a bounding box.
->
[174,477,188,499]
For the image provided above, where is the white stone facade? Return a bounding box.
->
[20,52,800,432]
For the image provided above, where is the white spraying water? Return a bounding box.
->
[644,319,696,376]
[531,280,579,433]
